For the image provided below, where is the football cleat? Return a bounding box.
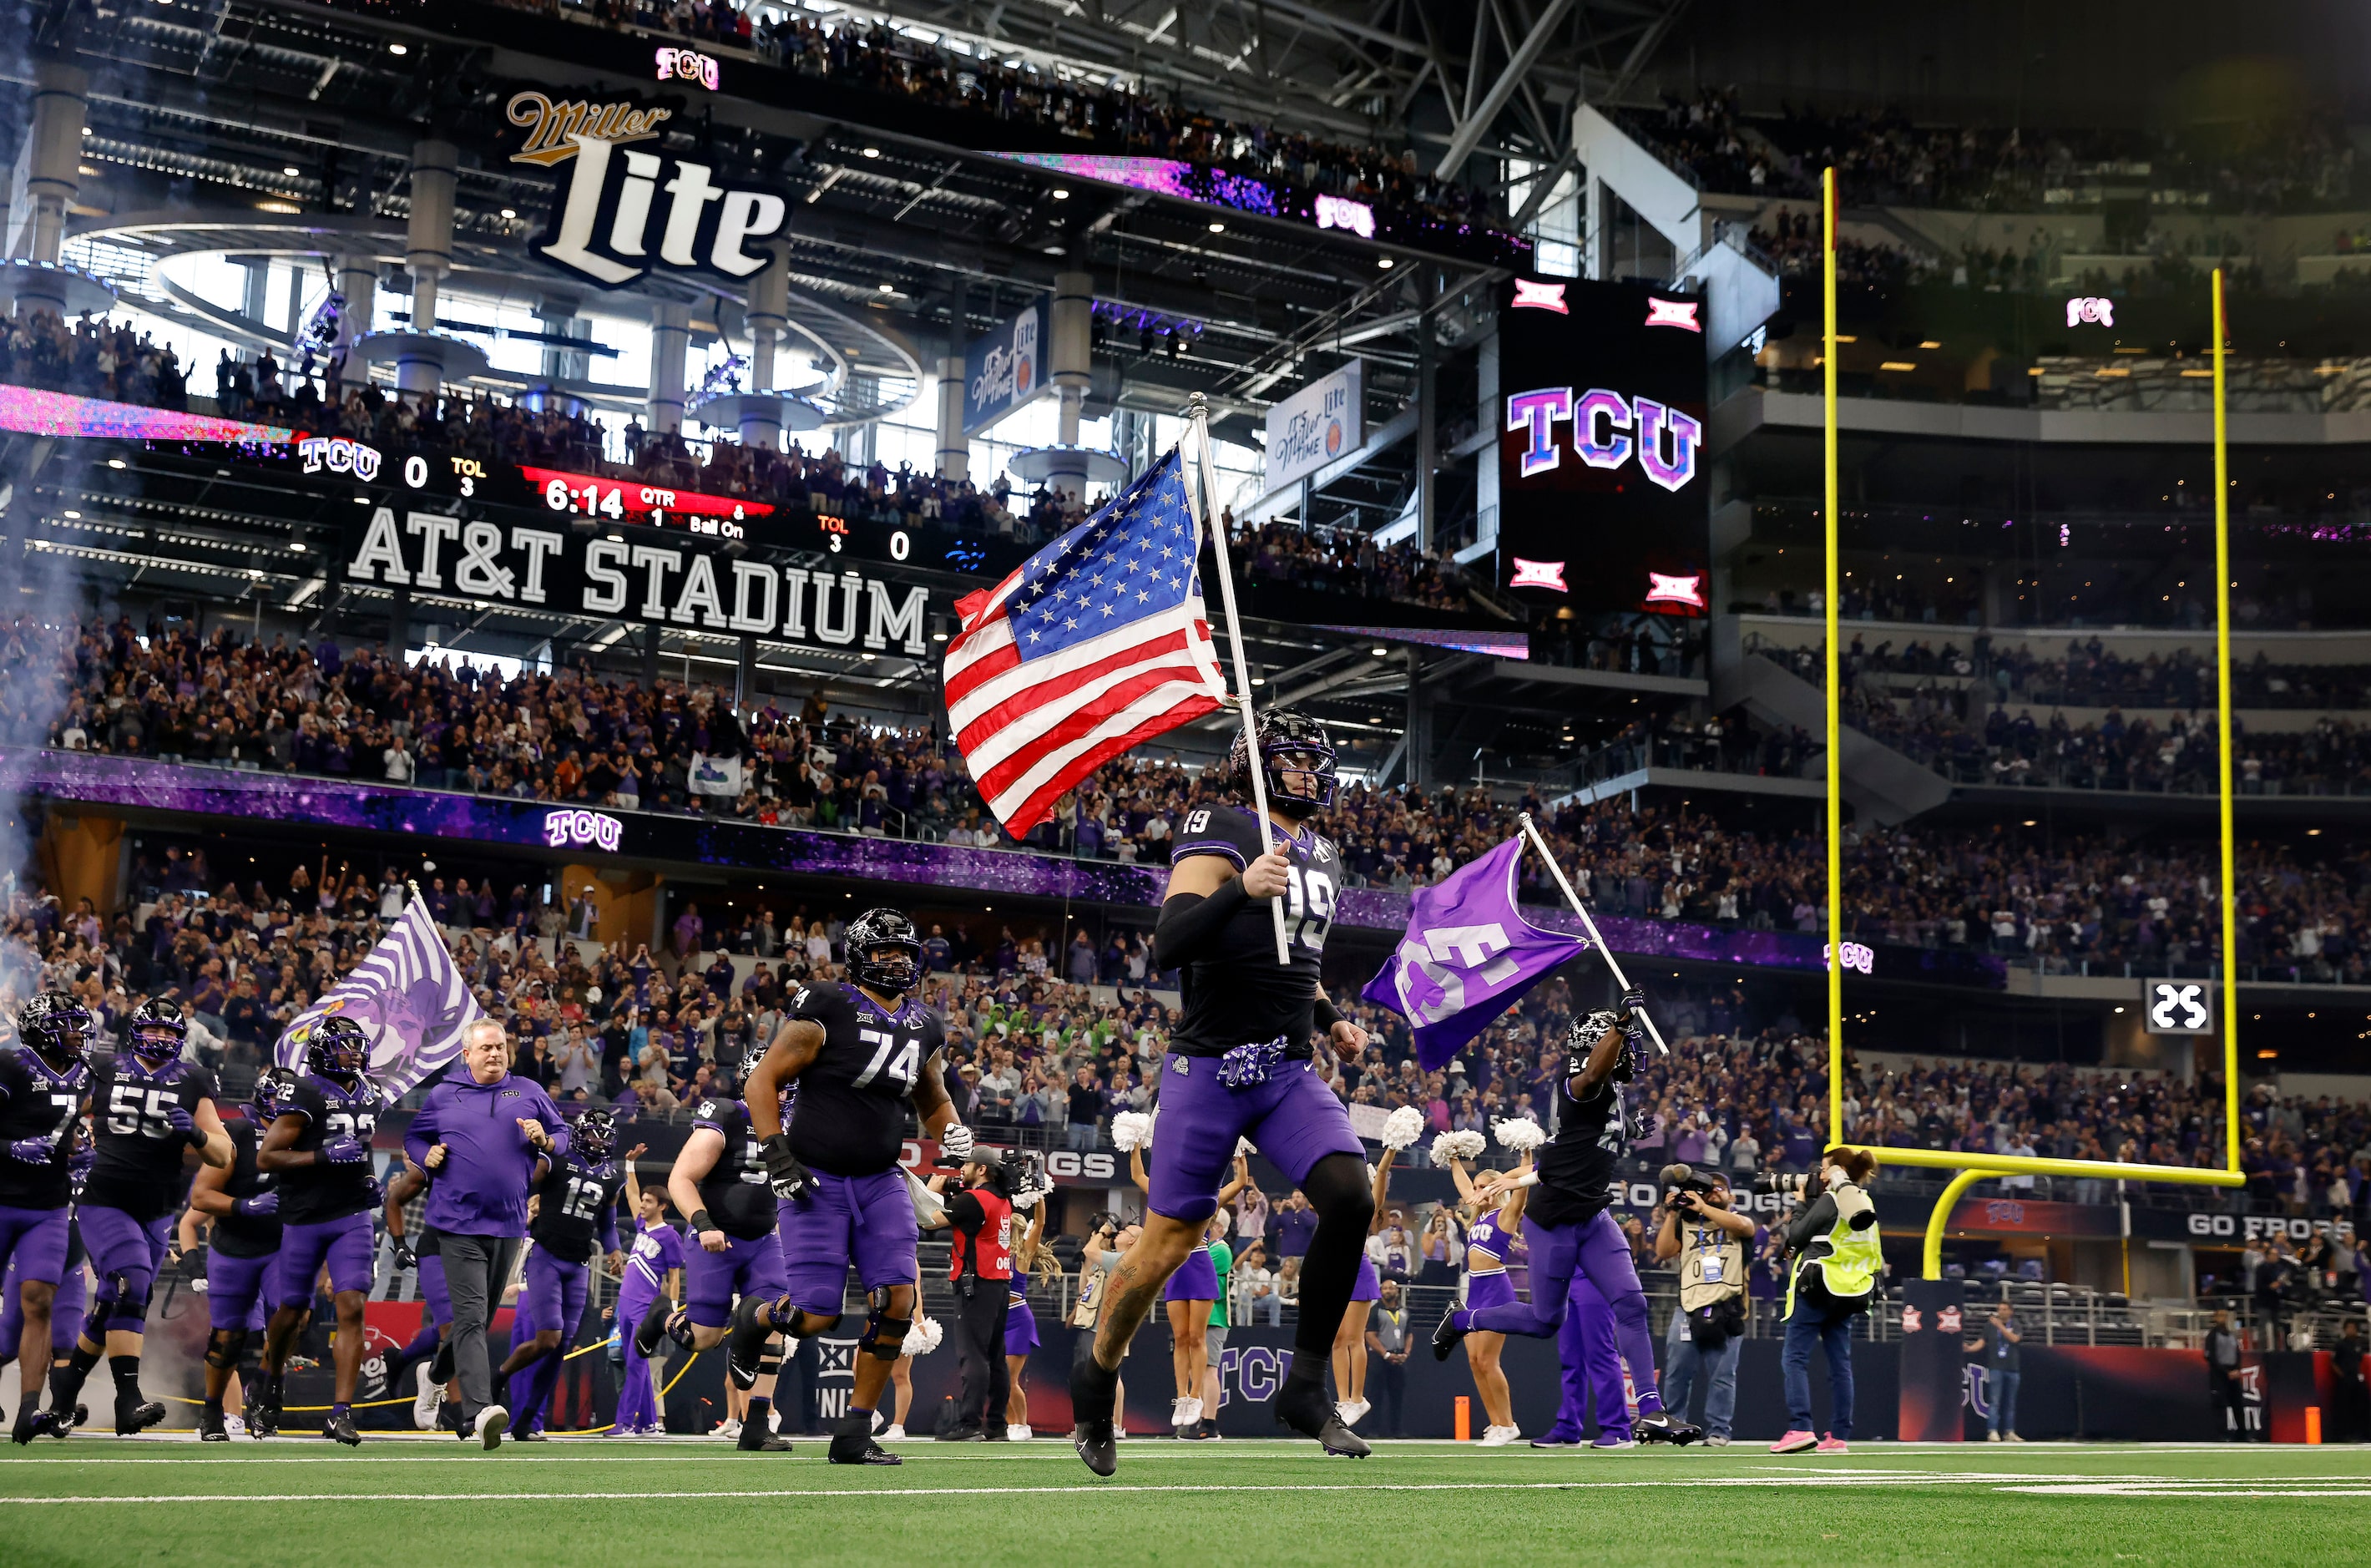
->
[1069,1338,1120,1476]
[115,1398,167,1437]
[725,1296,772,1392]
[1636,1411,1702,1446]
[1275,1378,1370,1459]
[1070,1419,1117,1477]
[324,1411,361,1447]
[199,1408,229,1442]
[829,1414,900,1466]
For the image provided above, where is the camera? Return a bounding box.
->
[1752,1169,1824,1205]
[1660,1162,1726,1209]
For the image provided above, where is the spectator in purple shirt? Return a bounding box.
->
[402,1021,565,1448]
[671,902,705,961]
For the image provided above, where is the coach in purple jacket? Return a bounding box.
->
[403,1019,567,1449]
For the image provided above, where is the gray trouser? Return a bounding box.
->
[440,1233,523,1422]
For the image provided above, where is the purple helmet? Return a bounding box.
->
[127,997,187,1068]
[18,991,91,1065]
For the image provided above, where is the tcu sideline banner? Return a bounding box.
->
[343,508,933,656]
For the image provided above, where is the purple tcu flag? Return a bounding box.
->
[274,899,487,1096]
[1362,837,1586,1070]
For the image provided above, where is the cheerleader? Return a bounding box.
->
[1129,1139,1249,1438]
[1440,1128,1534,1445]
[1003,1186,1054,1440]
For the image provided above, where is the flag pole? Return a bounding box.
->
[1187,392,1292,966]
[1517,811,1668,1055]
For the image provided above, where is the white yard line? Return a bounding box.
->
[8,1474,2368,1505]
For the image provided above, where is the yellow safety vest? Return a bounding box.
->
[1786,1184,1879,1316]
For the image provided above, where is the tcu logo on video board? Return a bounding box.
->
[298,437,382,482]
[542,808,624,852]
[1505,387,1701,493]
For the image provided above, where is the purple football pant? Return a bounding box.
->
[1549,1272,1630,1440]
[1,1252,84,1358]
[684,1229,789,1329]
[508,1249,590,1434]
[614,1277,663,1432]
[206,1250,286,1333]
[78,1205,172,1334]
[1146,1054,1363,1223]
[776,1174,915,1320]
[275,1213,376,1303]
[0,1205,69,1289]
[1458,1209,1663,1415]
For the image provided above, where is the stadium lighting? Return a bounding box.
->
[1052,189,1070,200]
[388,42,408,53]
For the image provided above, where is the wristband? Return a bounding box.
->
[1313,997,1344,1031]
[690,1209,715,1234]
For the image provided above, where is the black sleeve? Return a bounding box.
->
[1782,1192,1839,1252]
[944,1189,985,1234]
[1153,880,1249,971]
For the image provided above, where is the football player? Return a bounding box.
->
[255,1015,383,1445]
[739,907,962,1466]
[182,1064,290,1440]
[1431,1004,1702,1444]
[1069,709,1374,1474]
[641,1082,793,1453]
[498,1109,626,1440]
[49,999,232,1434]
[1,993,94,1444]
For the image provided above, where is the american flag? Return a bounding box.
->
[945,448,1228,836]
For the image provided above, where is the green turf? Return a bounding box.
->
[1,1438,2365,1566]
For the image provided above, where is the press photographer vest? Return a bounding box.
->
[1677,1222,1748,1313]
[1786,1182,1880,1315]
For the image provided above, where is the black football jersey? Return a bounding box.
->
[528,1150,625,1264]
[0,1048,89,1209]
[83,1055,218,1221]
[786,981,944,1177]
[1530,1073,1626,1228]
[212,1114,281,1259]
[689,1098,776,1240]
[1167,803,1339,1057]
[274,1074,381,1226]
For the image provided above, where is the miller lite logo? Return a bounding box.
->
[1509,558,1568,592]
[1645,297,1701,331]
[1511,279,1569,313]
[1645,571,1706,609]
[538,134,787,288]
[506,91,672,168]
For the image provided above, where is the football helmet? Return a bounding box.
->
[18,991,91,1065]
[845,908,923,998]
[307,1014,372,1085]
[1226,706,1337,819]
[127,997,188,1068]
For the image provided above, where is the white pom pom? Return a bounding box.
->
[1110,1111,1154,1153]
[1431,1130,1486,1166]
[1011,1184,1043,1211]
[902,1314,944,1358]
[1234,1136,1257,1158]
[1493,1116,1548,1153]
[1380,1105,1425,1151]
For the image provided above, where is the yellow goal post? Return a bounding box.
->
[1817,168,2244,1279]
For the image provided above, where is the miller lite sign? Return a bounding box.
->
[1262,361,1363,493]
[536,134,787,288]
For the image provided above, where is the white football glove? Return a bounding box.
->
[939,1122,973,1161]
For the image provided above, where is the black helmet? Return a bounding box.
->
[307,1014,372,1085]
[128,997,188,1068]
[250,1065,291,1120]
[845,908,923,998]
[574,1108,619,1162]
[18,992,91,1064]
[1226,706,1337,820]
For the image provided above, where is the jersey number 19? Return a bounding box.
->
[1282,867,1336,953]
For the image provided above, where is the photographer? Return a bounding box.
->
[1768,1147,1882,1455]
[1654,1166,1764,1446]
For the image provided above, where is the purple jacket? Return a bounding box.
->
[404,1072,569,1237]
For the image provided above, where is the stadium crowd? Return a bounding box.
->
[1629,89,2364,215]
[15,611,2371,984]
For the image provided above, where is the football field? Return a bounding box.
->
[2,1437,2366,1565]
